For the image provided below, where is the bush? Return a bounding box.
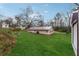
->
[0,31,16,55]
[53,26,71,33]
[10,28,21,31]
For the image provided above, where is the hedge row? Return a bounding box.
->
[53,27,71,33]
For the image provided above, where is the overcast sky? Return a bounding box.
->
[0,3,76,22]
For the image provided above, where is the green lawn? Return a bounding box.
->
[7,31,74,56]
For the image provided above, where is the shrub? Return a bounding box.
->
[10,28,21,31]
[0,31,16,55]
[53,26,71,33]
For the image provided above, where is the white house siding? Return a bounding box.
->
[72,23,77,55]
[2,23,9,28]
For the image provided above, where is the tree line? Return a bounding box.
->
[0,6,73,32]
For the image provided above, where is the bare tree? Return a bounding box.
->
[17,6,34,28]
[30,14,44,27]
[56,13,61,20]
[5,17,13,27]
[15,16,21,27]
[54,12,63,27]
[38,20,44,26]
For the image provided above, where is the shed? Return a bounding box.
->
[71,9,79,55]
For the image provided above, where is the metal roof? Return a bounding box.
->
[29,26,52,31]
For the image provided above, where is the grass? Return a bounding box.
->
[6,31,75,56]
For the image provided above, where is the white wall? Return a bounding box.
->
[2,23,9,28]
[72,23,77,55]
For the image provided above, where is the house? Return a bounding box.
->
[71,8,79,55]
[27,26,53,35]
[1,22,9,28]
[0,21,8,28]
